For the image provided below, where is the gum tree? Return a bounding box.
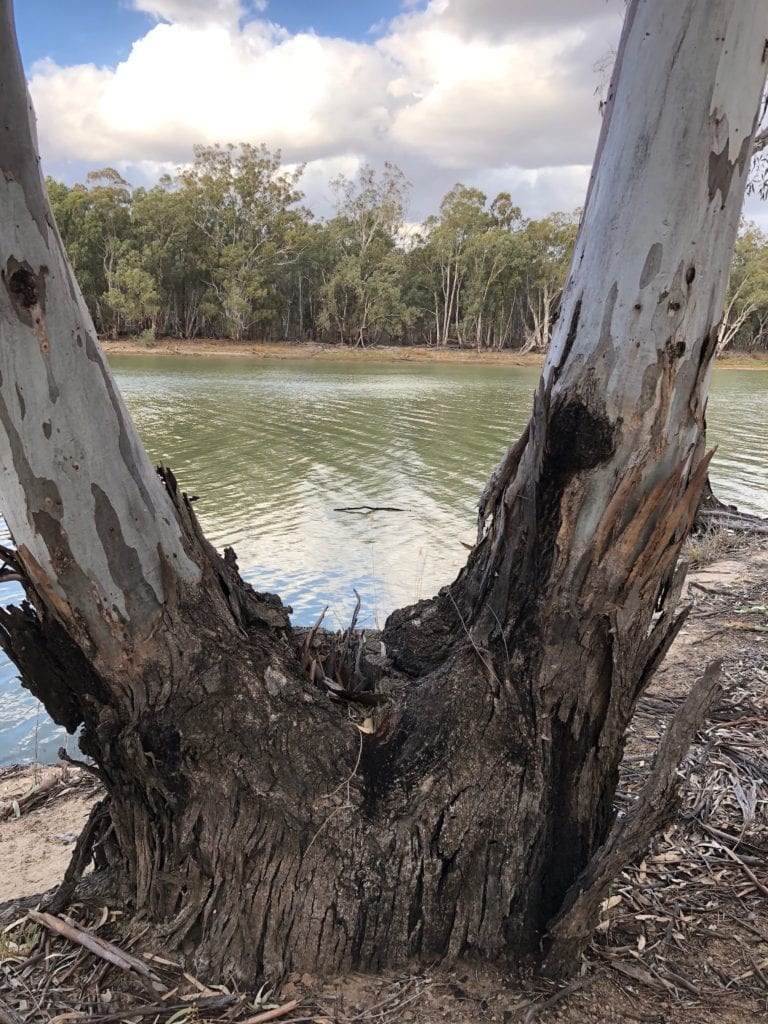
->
[1,0,766,982]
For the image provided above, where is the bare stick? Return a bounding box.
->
[27,911,166,993]
[333,506,407,513]
[241,1001,301,1024]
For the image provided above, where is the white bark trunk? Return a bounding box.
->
[542,0,767,567]
[716,281,757,353]
[0,2,200,666]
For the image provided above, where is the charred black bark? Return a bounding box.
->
[0,429,718,984]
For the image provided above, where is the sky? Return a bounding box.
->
[11,0,768,226]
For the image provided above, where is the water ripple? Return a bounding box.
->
[1,359,767,764]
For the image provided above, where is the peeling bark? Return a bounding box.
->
[0,0,766,985]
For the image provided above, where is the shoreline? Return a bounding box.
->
[101,338,544,366]
[100,337,768,369]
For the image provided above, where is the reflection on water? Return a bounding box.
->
[706,372,768,516]
[2,358,768,765]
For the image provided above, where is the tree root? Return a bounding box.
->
[693,478,768,534]
[44,797,113,915]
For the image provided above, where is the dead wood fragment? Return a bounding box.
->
[333,506,407,513]
[44,798,111,915]
[543,660,723,975]
[518,974,599,1023]
[27,911,166,994]
[240,1000,301,1023]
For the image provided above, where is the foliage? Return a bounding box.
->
[46,146,764,351]
[718,222,768,353]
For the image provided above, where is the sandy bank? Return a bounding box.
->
[102,338,547,366]
[100,337,768,370]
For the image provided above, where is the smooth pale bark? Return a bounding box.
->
[0,0,766,985]
[0,0,200,671]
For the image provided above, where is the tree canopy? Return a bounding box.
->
[47,150,768,353]
[46,150,581,350]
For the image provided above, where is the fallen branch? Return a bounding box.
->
[45,993,243,1023]
[694,510,768,535]
[333,506,407,514]
[27,911,166,994]
[0,774,59,820]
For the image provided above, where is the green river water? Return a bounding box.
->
[2,357,767,764]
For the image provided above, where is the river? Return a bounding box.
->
[2,357,767,765]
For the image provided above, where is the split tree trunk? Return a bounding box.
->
[1,0,767,984]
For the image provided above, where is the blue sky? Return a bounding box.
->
[16,3,149,67]
[15,1,408,68]
[10,1,767,227]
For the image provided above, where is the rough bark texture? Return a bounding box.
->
[0,0,766,986]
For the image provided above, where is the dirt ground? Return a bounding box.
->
[1,542,767,1022]
[100,337,546,366]
[100,337,768,371]
[0,764,96,904]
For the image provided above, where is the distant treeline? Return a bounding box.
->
[47,144,768,352]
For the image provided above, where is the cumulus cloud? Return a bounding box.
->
[419,0,621,37]
[28,1,626,218]
[131,0,266,27]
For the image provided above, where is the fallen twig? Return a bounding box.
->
[27,911,166,993]
[241,1000,301,1024]
[697,822,768,897]
[333,506,407,514]
[519,975,599,1022]
[46,993,243,1023]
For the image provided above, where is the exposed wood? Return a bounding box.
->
[542,661,722,974]
[241,1002,301,1024]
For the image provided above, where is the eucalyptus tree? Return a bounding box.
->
[129,181,211,339]
[519,211,578,353]
[717,223,768,352]
[103,245,161,338]
[46,169,133,335]
[318,163,411,345]
[175,143,305,339]
[1,0,766,987]
[424,183,491,345]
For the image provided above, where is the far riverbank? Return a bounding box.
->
[101,338,544,365]
[101,337,768,369]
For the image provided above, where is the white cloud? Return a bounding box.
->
[28,1,626,219]
[425,0,621,37]
[130,0,266,27]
